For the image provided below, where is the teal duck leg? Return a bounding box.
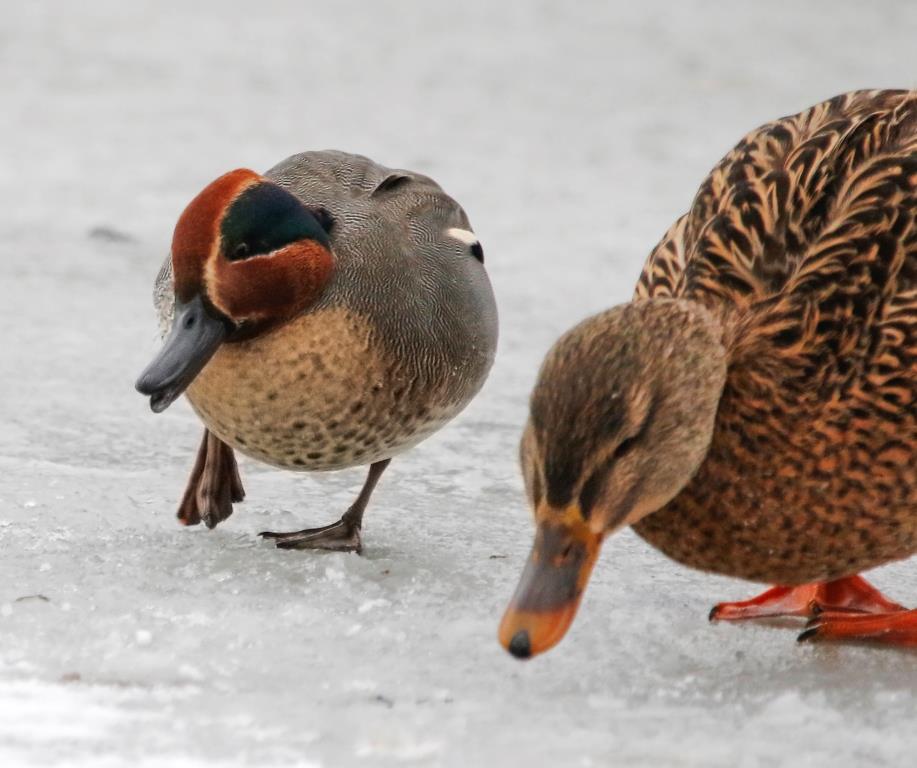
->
[260,459,391,554]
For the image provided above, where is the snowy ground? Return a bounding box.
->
[2,1,917,765]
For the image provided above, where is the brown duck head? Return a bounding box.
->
[499,299,728,658]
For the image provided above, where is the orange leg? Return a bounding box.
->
[799,610,917,646]
[709,575,905,622]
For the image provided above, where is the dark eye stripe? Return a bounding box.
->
[220,182,329,261]
[577,464,606,520]
[577,398,657,520]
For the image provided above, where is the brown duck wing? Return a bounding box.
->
[744,104,917,401]
[634,91,917,582]
[636,89,912,307]
[635,214,688,299]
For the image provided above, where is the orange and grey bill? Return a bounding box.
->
[499,515,603,659]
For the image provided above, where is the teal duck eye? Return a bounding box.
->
[221,182,331,262]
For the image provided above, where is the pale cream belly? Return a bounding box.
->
[185,307,463,471]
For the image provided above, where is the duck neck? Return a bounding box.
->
[623,297,729,523]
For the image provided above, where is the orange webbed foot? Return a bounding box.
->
[709,575,905,622]
[799,609,917,647]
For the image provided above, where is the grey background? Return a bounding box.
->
[1,1,915,766]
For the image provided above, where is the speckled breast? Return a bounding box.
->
[186,306,473,471]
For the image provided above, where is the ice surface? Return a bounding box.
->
[2,1,917,765]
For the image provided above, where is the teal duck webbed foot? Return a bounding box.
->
[177,430,245,529]
[259,459,390,554]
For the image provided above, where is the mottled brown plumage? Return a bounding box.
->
[500,90,917,657]
[633,89,917,583]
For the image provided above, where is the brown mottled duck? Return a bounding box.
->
[499,90,917,658]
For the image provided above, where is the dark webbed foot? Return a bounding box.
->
[259,459,390,555]
[261,519,363,553]
[178,430,245,529]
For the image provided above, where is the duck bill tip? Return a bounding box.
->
[498,518,602,660]
[499,602,582,660]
